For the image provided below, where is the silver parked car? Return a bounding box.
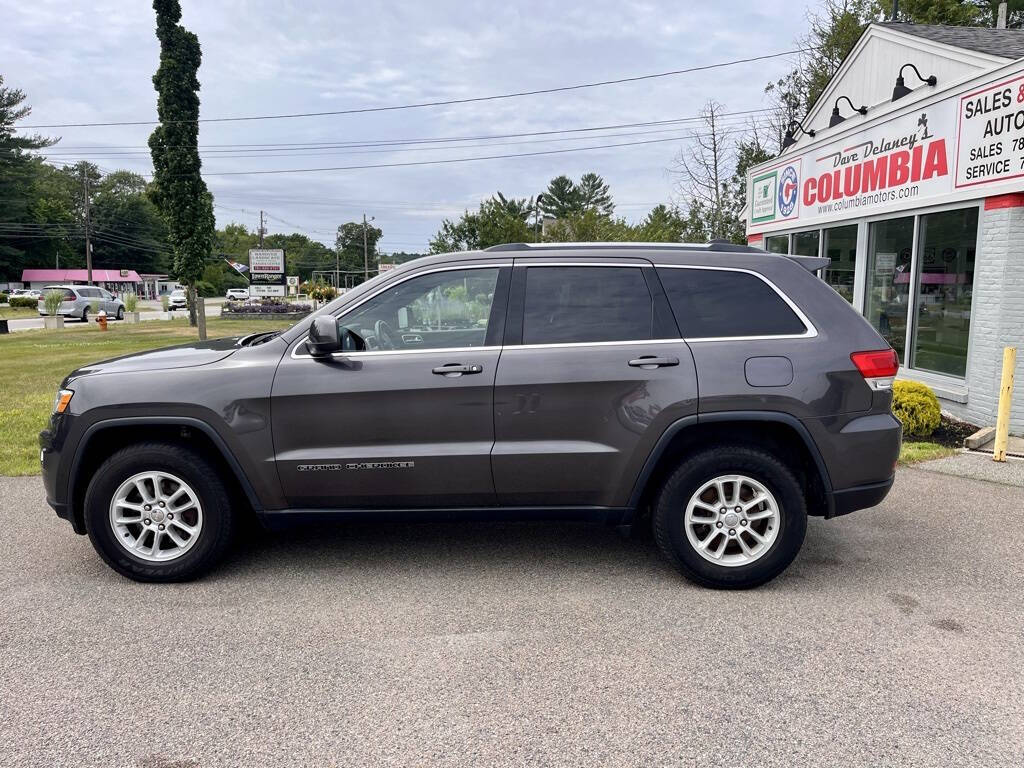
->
[37,285,126,321]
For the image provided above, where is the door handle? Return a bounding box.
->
[432,363,483,377]
[628,356,679,369]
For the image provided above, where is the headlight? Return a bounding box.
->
[53,389,74,414]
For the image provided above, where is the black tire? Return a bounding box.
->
[116,306,124,320]
[81,307,88,322]
[83,442,235,582]
[653,446,807,589]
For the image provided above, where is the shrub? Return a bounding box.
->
[160,294,170,311]
[0,293,8,304]
[307,281,338,302]
[9,296,38,308]
[123,292,139,312]
[195,280,218,298]
[43,290,64,316]
[892,380,941,438]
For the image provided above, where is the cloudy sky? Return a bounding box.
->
[6,0,818,254]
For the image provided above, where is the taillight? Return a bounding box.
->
[850,349,899,390]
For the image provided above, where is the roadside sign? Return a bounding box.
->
[249,284,286,298]
[286,275,299,286]
[248,249,286,287]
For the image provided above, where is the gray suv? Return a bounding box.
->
[40,243,901,588]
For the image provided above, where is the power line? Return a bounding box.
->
[17,50,809,128]
[187,133,715,177]
[25,110,773,153]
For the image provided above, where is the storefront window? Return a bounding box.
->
[763,235,789,254]
[823,224,857,303]
[909,208,978,378]
[865,217,914,363]
[792,230,819,257]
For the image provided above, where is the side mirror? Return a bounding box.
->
[307,315,341,357]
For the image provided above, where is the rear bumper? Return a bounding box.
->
[829,475,894,517]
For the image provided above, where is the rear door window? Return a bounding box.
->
[522,266,653,345]
[657,267,807,338]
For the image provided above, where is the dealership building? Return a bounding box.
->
[746,22,1024,433]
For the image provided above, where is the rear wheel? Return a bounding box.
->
[115,306,124,320]
[83,442,235,582]
[653,446,807,589]
[81,307,88,322]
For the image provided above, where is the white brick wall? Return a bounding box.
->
[951,202,1024,434]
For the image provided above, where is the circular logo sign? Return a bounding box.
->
[778,165,799,217]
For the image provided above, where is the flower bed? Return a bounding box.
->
[222,301,312,319]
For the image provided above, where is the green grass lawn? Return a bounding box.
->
[0,317,293,476]
[899,441,957,465]
[0,307,42,320]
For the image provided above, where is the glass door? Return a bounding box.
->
[909,208,978,377]
[864,217,914,363]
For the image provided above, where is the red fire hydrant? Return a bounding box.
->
[97,309,108,331]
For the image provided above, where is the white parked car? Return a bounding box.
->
[167,289,188,311]
[11,288,43,299]
[225,288,250,300]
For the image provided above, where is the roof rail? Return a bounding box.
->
[484,240,767,253]
[482,241,831,272]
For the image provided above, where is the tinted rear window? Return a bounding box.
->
[658,267,806,338]
[523,266,653,344]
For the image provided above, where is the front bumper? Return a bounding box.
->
[40,419,86,534]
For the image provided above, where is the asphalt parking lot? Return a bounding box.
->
[1,466,1022,768]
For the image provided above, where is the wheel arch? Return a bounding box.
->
[628,411,834,520]
[68,417,262,533]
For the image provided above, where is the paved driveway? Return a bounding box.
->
[1,467,1021,767]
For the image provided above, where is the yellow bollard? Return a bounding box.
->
[993,346,1016,462]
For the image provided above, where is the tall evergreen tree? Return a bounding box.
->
[577,173,614,216]
[147,0,215,338]
[539,175,580,219]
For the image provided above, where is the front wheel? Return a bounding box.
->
[83,442,235,582]
[653,446,807,589]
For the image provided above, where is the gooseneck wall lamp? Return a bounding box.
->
[781,119,815,151]
[892,63,937,101]
[829,95,868,128]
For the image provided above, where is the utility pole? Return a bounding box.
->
[362,213,374,282]
[258,210,266,247]
[534,195,544,242]
[82,167,92,285]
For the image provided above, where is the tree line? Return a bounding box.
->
[4,0,1015,290]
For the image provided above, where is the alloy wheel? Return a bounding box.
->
[684,474,780,567]
[108,471,204,562]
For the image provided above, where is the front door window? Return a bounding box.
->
[865,217,914,363]
[340,268,500,351]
